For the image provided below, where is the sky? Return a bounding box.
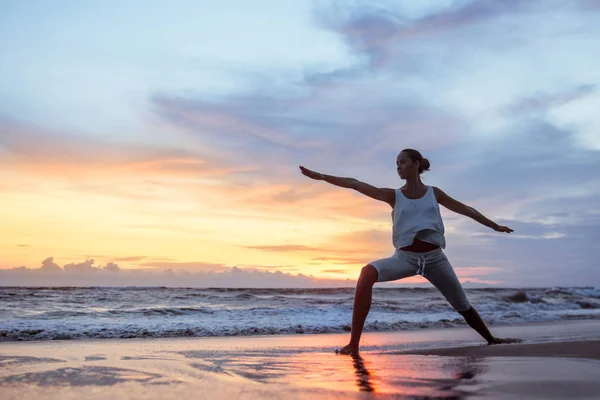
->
[1,0,599,288]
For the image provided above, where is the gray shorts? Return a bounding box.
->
[370,248,471,312]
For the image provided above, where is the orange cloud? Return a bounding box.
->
[321,268,351,274]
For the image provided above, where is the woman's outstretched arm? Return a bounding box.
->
[433,186,513,233]
[299,166,395,207]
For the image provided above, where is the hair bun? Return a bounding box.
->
[421,158,431,172]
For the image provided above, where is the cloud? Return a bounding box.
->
[0,119,239,180]
[244,229,391,263]
[0,115,395,225]
[112,256,174,262]
[316,1,600,70]
[321,268,350,274]
[453,266,502,276]
[441,211,600,287]
[39,257,62,273]
[136,261,232,273]
[153,95,322,150]
[104,262,120,273]
[0,258,356,288]
[33,257,123,275]
[0,256,505,287]
[315,0,540,68]
[473,232,566,240]
[145,1,600,230]
[311,256,370,264]
[63,259,103,274]
[152,81,464,183]
[245,244,333,253]
[507,84,596,116]
[310,0,600,137]
[149,85,465,225]
[422,119,600,228]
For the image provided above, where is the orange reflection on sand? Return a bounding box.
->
[259,332,487,397]
[258,350,420,395]
[336,352,486,397]
[349,353,376,392]
[344,353,418,395]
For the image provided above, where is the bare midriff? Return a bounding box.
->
[399,239,439,253]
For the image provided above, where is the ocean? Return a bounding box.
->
[1,286,599,341]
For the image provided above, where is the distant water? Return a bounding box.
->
[1,286,599,341]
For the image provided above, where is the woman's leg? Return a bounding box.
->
[338,265,378,355]
[458,307,494,343]
[459,307,520,344]
[425,252,521,344]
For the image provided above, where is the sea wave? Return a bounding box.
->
[1,286,599,342]
[0,319,466,341]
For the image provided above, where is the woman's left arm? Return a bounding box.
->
[432,187,513,233]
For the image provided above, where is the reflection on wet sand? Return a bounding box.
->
[349,353,374,392]
[342,352,488,397]
[184,347,492,397]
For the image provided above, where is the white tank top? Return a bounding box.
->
[391,186,446,249]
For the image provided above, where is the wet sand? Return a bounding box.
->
[401,339,600,360]
[1,320,600,399]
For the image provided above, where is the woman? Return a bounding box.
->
[299,149,520,355]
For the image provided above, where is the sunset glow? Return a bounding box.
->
[2,0,599,287]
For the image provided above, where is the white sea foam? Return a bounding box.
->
[0,287,598,341]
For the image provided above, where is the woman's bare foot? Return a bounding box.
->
[336,343,359,355]
[487,337,522,345]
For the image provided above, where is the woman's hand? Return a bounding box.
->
[493,224,513,233]
[299,166,324,180]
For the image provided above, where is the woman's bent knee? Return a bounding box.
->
[359,264,378,284]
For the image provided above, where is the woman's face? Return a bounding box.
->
[396,152,419,179]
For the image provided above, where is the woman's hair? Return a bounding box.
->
[401,149,430,174]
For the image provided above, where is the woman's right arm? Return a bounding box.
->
[299,166,395,207]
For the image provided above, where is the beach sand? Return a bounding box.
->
[2,320,600,399]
